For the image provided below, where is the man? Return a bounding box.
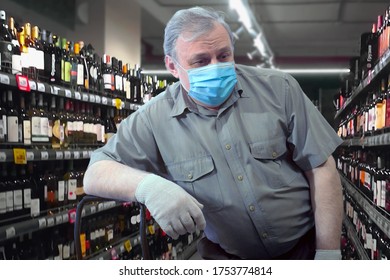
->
[83,6,344,260]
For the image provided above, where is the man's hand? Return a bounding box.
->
[135,174,206,239]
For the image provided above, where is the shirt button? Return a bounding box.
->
[237,175,243,181]
[225,144,231,150]
[262,232,268,239]
[272,151,277,158]
[249,205,255,212]
[187,174,193,180]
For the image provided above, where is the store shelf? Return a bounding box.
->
[335,49,390,120]
[341,132,390,147]
[88,233,141,260]
[0,148,97,163]
[0,72,142,111]
[176,236,199,260]
[0,200,120,242]
[343,217,370,260]
[340,174,390,238]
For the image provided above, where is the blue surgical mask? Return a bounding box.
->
[179,62,237,107]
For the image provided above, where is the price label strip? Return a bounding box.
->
[0,73,10,85]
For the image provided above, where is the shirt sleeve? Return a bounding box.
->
[88,108,166,175]
[284,73,343,171]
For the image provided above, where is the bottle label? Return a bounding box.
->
[36,50,44,70]
[30,198,40,217]
[11,54,22,74]
[67,179,77,201]
[31,116,41,137]
[77,64,84,86]
[21,119,31,144]
[103,73,112,90]
[0,117,5,140]
[48,121,53,138]
[13,189,23,210]
[40,117,49,138]
[96,123,102,142]
[58,180,65,202]
[64,61,71,82]
[7,116,19,142]
[24,188,31,208]
[0,192,6,214]
[6,191,14,212]
[115,75,122,91]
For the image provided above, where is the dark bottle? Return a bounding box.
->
[64,100,75,148]
[19,95,31,145]
[37,93,49,144]
[64,160,78,205]
[360,23,378,79]
[42,30,56,83]
[6,90,19,143]
[31,26,44,81]
[74,42,85,91]
[0,90,7,143]
[61,38,71,85]
[102,54,114,96]
[47,96,57,146]
[23,23,37,80]
[52,97,65,149]
[45,168,58,210]
[0,10,13,73]
[8,16,22,75]
[0,163,9,219]
[104,107,116,143]
[53,35,62,84]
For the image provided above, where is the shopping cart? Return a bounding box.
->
[74,195,151,260]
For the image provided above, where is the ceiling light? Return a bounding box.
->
[280,68,350,74]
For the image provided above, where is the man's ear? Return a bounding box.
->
[165,56,179,78]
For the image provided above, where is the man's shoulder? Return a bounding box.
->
[235,64,289,80]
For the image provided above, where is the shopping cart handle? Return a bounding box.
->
[74,195,151,260]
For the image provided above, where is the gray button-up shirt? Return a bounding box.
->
[89,64,343,259]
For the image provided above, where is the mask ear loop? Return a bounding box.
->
[169,56,190,92]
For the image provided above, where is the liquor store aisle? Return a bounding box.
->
[0,0,390,261]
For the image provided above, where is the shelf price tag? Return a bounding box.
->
[38,218,47,229]
[82,93,89,102]
[26,151,34,161]
[90,205,96,214]
[98,203,104,212]
[62,213,69,223]
[15,74,30,91]
[55,215,63,225]
[89,94,95,103]
[74,91,81,100]
[55,151,63,160]
[124,240,132,252]
[65,89,72,98]
[53,86,60,95]
[113,98,122,110]
[0,152,6,162]
[37,82,45,92]
[73,151,80,159]
[5,227,16,239]
[13,148,27,164]
[95,95,101,104]
[40,151,49,160]
[29,80,36,91]
[64,151,71,159]
[68,208,76,224]
[82,150,89,158]
[47,217,55,227]
[0,73,10,85]
[102,96,108,105]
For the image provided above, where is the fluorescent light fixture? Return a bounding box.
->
[280,68,350,74]
[230,0,253,31]
[253,33,267,57]
[142,68,350,75]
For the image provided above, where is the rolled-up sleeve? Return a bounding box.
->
[284,74,343,171]
[88,109,165,175]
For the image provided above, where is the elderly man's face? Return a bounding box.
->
[166,22,234,92]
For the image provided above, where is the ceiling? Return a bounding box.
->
[137,0,390,71]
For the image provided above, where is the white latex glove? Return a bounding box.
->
[135,174,206,239]
[314,249,342,260]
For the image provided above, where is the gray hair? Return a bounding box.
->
[163,6,235,61]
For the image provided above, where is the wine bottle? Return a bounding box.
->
[31,26,44,81]
[0,90,7,143]
[19,95,31,145]
[102,54,114,96]
[52,97,65,149]
[42,30,56,83]
[37,93,49,144]
[64,161,77,205]
[23,23,37,80]
[8,16,22,75]
[6,90,19,143]
[0,10,13,73]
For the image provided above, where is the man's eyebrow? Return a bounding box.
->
[188,47,232,61]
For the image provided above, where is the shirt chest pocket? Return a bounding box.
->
[165,155,224,213]
[249,137,300,188]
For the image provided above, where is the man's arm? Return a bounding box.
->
[304,156,343,258]
[83,160,206,239]
[83,160,149,202]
